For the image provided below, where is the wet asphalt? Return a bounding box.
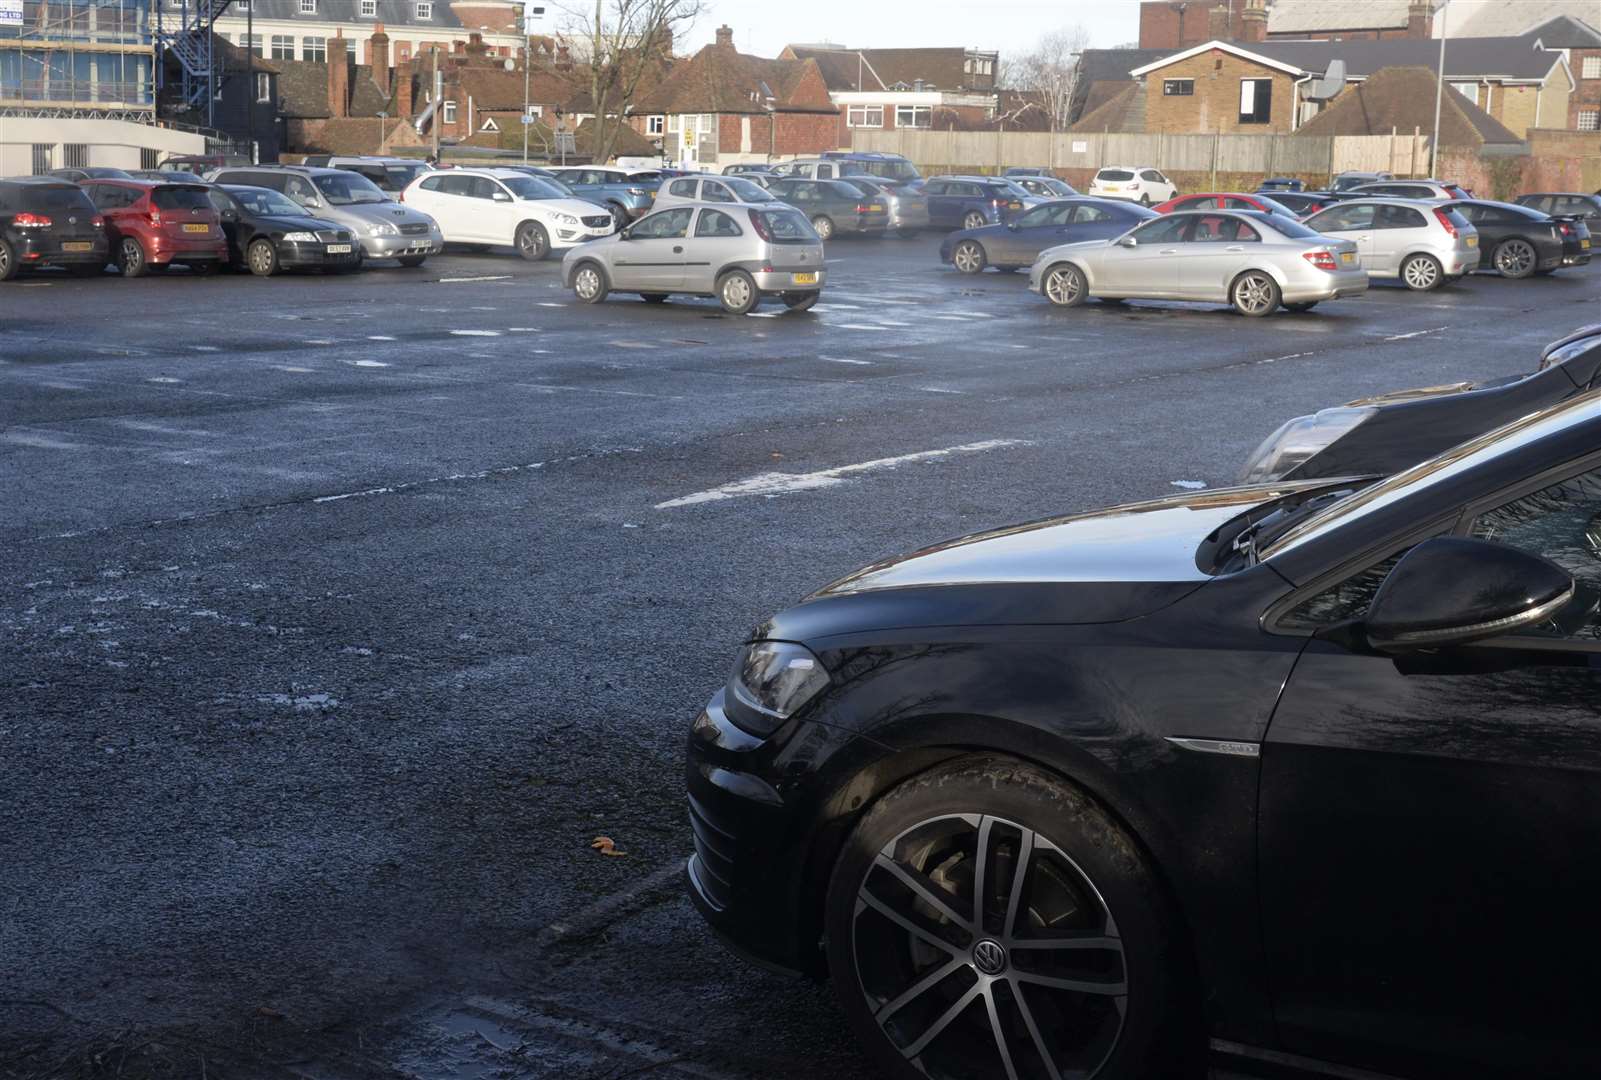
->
[1,234,1596,1080]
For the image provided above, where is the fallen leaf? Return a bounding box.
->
[590,835,628,857]
[256,1006,285,1020]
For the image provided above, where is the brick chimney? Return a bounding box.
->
[714,24,734,48]
[368,21,389,67]
[466,30,488,57]
[329,30,349,117]
[556,43,571,70]
[1206,3,1230,39]
[1240,0,1267,42]
[393,58,413,117]
[1407,0,1433,38]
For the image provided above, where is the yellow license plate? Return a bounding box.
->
[791,272,818,285]
[1583,239,1592,249]
[1340,251,1354,264]
[182,223,209,233]
[62,241,93,252]
[1466,235,1478,247]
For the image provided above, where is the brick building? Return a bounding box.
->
[632,26,839,167]
[1139,0,1434,50]
[779,44,1002,145]
[1528,15,1601,130]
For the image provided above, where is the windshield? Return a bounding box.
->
[502,176,566,200]
[386,163,428,187]
[1264,395,1601,559]
[847,158,919,182]
[226,187,305,217]
[753,207,818,243]
[724,177,773,202]
[313,173,388,205]
[1036,177,1075,195]
[1264,214,1322,239]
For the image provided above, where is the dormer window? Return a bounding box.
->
[298,0,315,13]
[360,0,375,13]
[415,1,432,18]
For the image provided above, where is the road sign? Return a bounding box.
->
[555,132,576,155]
[521,113,535,126]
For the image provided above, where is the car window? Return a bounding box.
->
[723,177,772,203]
[501,176,563,200]
[1191,215,1258,242]
[1141,170,1165,182]
[1265,215,1323,240]
[468,176,502,199]
[313,172,387,205]
[151,186,212,211]
[420,176,444,192]
[1308,203,1375,231]
[631,207,692,239]
[1072,204,1116,224]
[752,207,816,241]
[703,181,735,203]
[1468,466,1601,641]
[251,172,289,192]
[229,187,304,216]
[667,178,697,198]
[1129,215,1191,244]
[1278,550,1412,630]
[923,181,947,196]
[1097,169,1134,182]
[1013,205,1050,228]
[18,184,96,213]
[286,176,319,202]
[86,185,127,209]
[207,189,236,214]
[694,208,742,238]
[1376,204,1426,229]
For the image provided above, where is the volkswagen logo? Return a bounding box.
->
[67,216,77,224]
[972,939,1007,975]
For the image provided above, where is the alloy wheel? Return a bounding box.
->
[953,242,986,274]
[964,212,987,230]
[0,239,12,281]
[1402,255,1440,290]
[1232,272,1276,316]
[812,216,834,241]
[1045,266,1082,306]
[1495,239,1535,278]
[518,223,549,261]
[850,813,1127,1079]
[120,238,145,277]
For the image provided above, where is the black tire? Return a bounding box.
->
[1492,237,1536,279]
[952,240,987,275]
[1043,262,1088,307]
[1285,301,1318,312]
[516,221,550,262]
[781,291,818,312]
[1139,194,1153,207]
[118,237,148,278]
[824,757,1195,1080]
[398,254,428,268]
[811,215,836,241]
[1230,270,1281,316]
[641,293,669,304]
[716,269,759,315]
[0,238,16,281]
[571,261,608,304]
[247,238,278,277]
[1098,296,1127,305]
[1400,253,1442,291]
[607,202,629,230]
[962,210,987,230]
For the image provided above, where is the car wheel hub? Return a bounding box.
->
[724,277,751,306]
[576,269,599,298]
[1048,269,1080,304]
[955,244,981,272]
[1499,241,1532,274]
[851,813,1126,1077]
[1405,258,1437,288]
[1237,275,1272,312]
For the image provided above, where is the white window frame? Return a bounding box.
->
[646,115,664,135]
[1583,56,1601,80]
[256,72,271,102]
[296,0,314,12]
[442,100,457,124]
[666,114,680,132]
[415,1,432,18]
[269,34,294,60]
[301,35,326,61]
[1450,81,1479,105]
[1579,109,1600,131]
[1162,78,1194,96]
[894,104,931,128]
[697,113,714,133]
[359,0,375,13]
[847,104,883,128]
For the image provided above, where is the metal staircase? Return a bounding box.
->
[155,0,237,119]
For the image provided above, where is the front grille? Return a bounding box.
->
[399,222,430,236]
[315,229,351,243]
[687,792,735,911]
[582,214,612,228]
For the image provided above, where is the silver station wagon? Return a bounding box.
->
[562,202,826,315]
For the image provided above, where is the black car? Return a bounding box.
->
[1241,325,1601,482]
[1255,190,1344,217]
[0,177,109,280]
[1515,192,1601,225]
[938,197,1154,274]
[1453,198,1591,277]
[688,389,1601,1080]
[206,184,361,275]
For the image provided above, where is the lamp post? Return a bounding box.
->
[1430,0,1449,178]
[377,110,387,153]
[523,42,531,162]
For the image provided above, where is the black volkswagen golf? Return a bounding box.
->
[687,393,1601,1080]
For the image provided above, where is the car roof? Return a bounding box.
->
[1,176,84,186]
[1096,165,1157,170]
[1316,196,1448,208]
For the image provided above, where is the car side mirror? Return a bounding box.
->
[1118,235,1138,248]
[1365,537,1575,653]
[492,191,511,202]
[1006,221,1019,231]
[221,210,237,222]
[617,228,632,241]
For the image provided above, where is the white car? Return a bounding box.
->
[1088,166,1178,206]
[399,168,615,260]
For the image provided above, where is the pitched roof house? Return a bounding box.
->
[1293,65,1524,145]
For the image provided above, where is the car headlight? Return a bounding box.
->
[555,213,580,226]
[725,641,830,736]
[282,231,316,242]
[365,221,399,237]
[1239,406,1377,484]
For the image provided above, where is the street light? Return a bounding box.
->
[1430,0,1449,178]
[377,110,387,153]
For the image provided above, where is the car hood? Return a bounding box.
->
[754,485,1319,641]
[336,202,435,225]
[258,213,346,233]
[1035,237,1112,262]
[529,197,612,218]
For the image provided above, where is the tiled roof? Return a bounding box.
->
[203,0,471,30]
[782,46,884,91]
[1267,0,1410,34]
[1137,37,1568,82]
[1526,15,1601,48]
[1077,48,1171,85]
[294,116,422,154]
[1071,83,1143,133]
[274,58,333,117]
[636,42,833,115]
[858,47,969,90]
[1446,0,1601,39]
[1294,65,1523,145]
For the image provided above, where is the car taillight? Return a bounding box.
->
[1432,207,1457,237]
[1302,250,1338,271]
[854,203,870,213]
[1557,222,1573,236]
[92,215,104,227]
[1009,201,1022,210]
[13,211,51,228]
[151,210,162,226]
[747,207,773,241]
[397,189,405,201]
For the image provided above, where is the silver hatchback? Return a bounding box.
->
[562,202,825,314]
[1302,198,1479,290]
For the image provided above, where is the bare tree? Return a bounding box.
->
[1006,26,1090,136]
[555,0,701,164]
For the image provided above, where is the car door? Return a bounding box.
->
[1259,459,1601,1077]
[206,188,246,261]
[1371,203,1431,274]
[922,181,953,227]
[1306,202,1378,270]
[998,202,1070,263]
[613,206,691,290]
[1095,213,1193,294]
[1185,213,1261,300]
[468,175,514,243]
[686,207,745,293]
[1140,169,1172,201]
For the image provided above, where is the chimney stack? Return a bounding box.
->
[1206,3,1230,40]
[329,30,349,117]
[1240,0,1267,43]
[1407,0,1433,38]
[393,58,413,117]
[714,24,734,48]
[368,21,389,67]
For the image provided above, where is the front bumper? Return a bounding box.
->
[551,223,616,248]
[361,231,444,258]
[12,234,108,266]
[279,239,363,269]
[753,268,827,292]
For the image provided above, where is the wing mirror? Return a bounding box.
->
[1006,221,1020,231]
[1364,537,1574,653]
[492,191,511,202]
[1118,235,1138,248]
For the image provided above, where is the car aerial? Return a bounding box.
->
[562,202,824,315]
[1030,208,1367,316]
[46,167,132,182]
[1259,190,1343,217]
[206,165,443,266]
[1240,324,1601,483]
[538,166,657,226]
[80,177,227,277]
[818,150,922,186]
[686,385,1601,1080]
[1515,191,1601,225]
[940,197,1154,275]
[0,177,108,281]
[399,168,613,261]
[1350,178,1470,200]
[1257,176,1305,192]
[1152,192,1300,218]
[1451,198,1591,278]
[1010,175,1079,200]
[763,178,889,240]
[651,174,781,213]
[303,155,432,194]
[921,176,1039,231]
[1302,197,1478,290]
[1087,165,1178,206]
[205,184,360,276]
[836,176,930,237]
[1330,169,1393,191]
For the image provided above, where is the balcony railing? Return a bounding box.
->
[0,77,155,105]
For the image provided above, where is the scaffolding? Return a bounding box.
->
[150,0,235,118]
[0,0,155,110]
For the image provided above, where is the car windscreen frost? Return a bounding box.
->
[151,186,213,211]
[20,186,96,212]
[502,176,566,200]
[754,208,817,242]
[314,174,388,204]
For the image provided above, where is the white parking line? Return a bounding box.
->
[507,327,541,332]
[368,335,398,341]
[833,323,886,331]
[1383,326,1448,342]
[820,356,873,365]
[655,439,1032,510]
[450,329,502,337]
[347,359,390,368]
[441,275,512,283]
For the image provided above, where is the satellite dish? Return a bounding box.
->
[503,57,515,70]
[1306,58,1346,102]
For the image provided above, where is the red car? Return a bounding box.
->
[1152,191,1302,218]
[79,179,228,277]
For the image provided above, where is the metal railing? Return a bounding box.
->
[0,76,154,105]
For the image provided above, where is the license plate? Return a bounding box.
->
[1340,251,1354,264]
[62,241,93,252]
[1584,239,1592,249]
[182,223,209,233]
[326,243,352,254]
[408,242,429,251]
[791,272,818,285]
[1466,235,1478,247]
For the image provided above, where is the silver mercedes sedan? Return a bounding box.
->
[1028,209,1368,316]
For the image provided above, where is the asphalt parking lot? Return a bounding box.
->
[2,234,1597,1079]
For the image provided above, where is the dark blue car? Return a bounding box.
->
[938,197,1156,274]
[922,175,1039,230]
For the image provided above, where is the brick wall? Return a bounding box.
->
[1491,84,1541,138]
[712,111,838,161]
[1144,50,1297,134]
[1572,49,1601,129]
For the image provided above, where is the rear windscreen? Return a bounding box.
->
[1097,170,1134,181]
[1263,216,1321,239]
[19,185,96,212]
[753,208,817,243]
[152,186,213,211]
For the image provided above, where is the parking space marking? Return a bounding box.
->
[347,360,390,368]
[272,365,315,373]
[820,356,872,365]
[449,330,502,337]
[507,327,541,332]
[368,335,398,341]
[440,276,512,283]
[655,439,1032,509]
[1383,326,1448,342]
[833,323,886,331]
